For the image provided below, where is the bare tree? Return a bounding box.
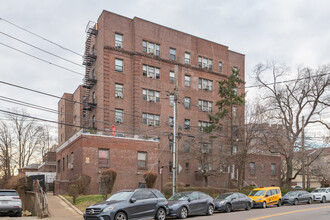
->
[0,121,13,181]
[254,62,330,187]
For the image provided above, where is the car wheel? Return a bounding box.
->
[179,206,188,219]
[277,200,281,207]
[262,201,267,209]
[321,196,326,203]
[307,198,312,204]
[15,211,22,217]
[115,211,127,220]
[206,204,214,215]
[155,208,166,220]
[294,199,299,205]
[245,202,252,210]
[225,203,232,213]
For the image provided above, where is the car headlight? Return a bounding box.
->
[102,206,115,213]
[219,201,225,204]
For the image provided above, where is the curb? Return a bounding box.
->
[57,194,83,216]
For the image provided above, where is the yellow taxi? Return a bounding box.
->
[248,187,282,208]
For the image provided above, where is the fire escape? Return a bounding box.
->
[82,21,98,131]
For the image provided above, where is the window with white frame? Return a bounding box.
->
[115,109,123,123]
[115,84,123,98]
[233,107,237,117]
[115,59,123,72]
[198,143,212,154]
[184,75,191,86]
[98,149,110,168]
[115,33,123,48]
[250,162,256,175]
[142,113,160,126]
[198,56,213,69]
[169,117,174,127]
[169,94,174,106]
[271,163,276,176]
[142,65,160,79]
[232,146,237,155]
[184,97,191,109]
[142,40,160,56]
[170,48,176,60]
[185,52,191,64]
[138,151,147,169]
[219,61,223,71]
[169,71,175,83]
[142,89,160,102]
[198,78,213,91]
[184,119,190,130]
[198,121,211,132]
[198,100,212,112]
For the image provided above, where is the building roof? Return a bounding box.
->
[19,163,40,170]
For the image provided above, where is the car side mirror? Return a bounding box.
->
[188,198,191,202]
[231,198,236,201]
[130,198,137,203]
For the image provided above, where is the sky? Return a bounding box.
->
[0,0,329,139]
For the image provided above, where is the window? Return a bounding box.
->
[138,152,147,169]
[233,88,238,95]
[62,157,65,171]
[169,117,174,127]
[198,121,211,132]
[233,126,238,136]
[198,78,213,91]
[232,146,237,155]
[219,61,223,71]
[261,162,265,172]
[219,144,223,153]
[92,91,96,103]
[169,161,173,173]
[142,113,160,126]
[142,89,160,102]
[170,48,176,60]
[250,162,256,175]
[233,107,237,117]
[115,33,123,48]
[92,115,96,128]
[169,71,175,83]
[142,65,160,79]
[185,52,191,64]
[184,141,190,152]
[115,84,124,98]
[169,94,174,106]
[57,160,61,173]
[184,119,190,130]
[66,155,69,169]
[169,141,173,152]
[220,164,229,173]
[115,109,123,123]
[184,75,191,86]
[70,152,74,169]
[198,56,213,69]
[98,149,110,168]
[198,100,212,112]
[142,40,160,56]
[198,143,212,154]
[184,97,191,109]
[185,162,190,172]
[271,163,276,176]
[115,59,123,72]
[73,116,76,125]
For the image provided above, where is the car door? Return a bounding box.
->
[230,194,240,210]
[238,193,247,209]
[265,190,272,205]
[187,192,201,215]
[197,192,209,214]
[141,190,158,217]
[326,189,330,200]
[127,190,148,219]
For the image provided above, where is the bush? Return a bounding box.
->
[70,174,91,194]
[239,186,255,196]
[100,169,117,200]
[163,186,236,199]
[143,171,157,188]
[68,184,79,204]
[5,174,25,190]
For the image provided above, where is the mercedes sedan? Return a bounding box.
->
[84,188,168,220]
[167,191,214,219]
[214,192,253,212]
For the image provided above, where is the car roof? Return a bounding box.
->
[0,189,17,192]
[253,187,279,190]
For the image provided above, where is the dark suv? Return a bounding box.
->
[84,188,168,220]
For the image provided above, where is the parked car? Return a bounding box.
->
[83,188,168,220]
[0,189,22,217]
[167,191,214,219]
[248,187,282,208]
[311,188,330,203]
[214,192,253,213]
[282,190,313,205]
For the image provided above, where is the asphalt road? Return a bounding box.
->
[187,202,330,220]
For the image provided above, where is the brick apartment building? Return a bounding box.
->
[57,10,280,193]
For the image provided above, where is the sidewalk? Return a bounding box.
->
[47,194,83,220]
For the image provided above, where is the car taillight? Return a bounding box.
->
[166,200,168,205]
[12,197,20,199]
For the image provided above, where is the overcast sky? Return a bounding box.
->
[0,0,329,138]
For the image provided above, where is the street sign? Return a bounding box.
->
[178,164,182,174]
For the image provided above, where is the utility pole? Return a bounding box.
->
[172,65,179,195]
[302,116,305,189]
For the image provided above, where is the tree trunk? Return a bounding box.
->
[238,160,245,190]
[204,175,208,187]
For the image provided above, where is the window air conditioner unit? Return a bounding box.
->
[115,93,123,98]
[149,97,155,102]
[202,107,208,112]
[204,86,209,90]
[148,121,154,126]
[116,118,122,123]
[115,43,122,48]
[148,50,154,55]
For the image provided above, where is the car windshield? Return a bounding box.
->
[249,190,265,196]
[0,191,18,196]
[215,194,232,200]
[106,191,133,201]
[169,192,191,201]
[312,189,326,193]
